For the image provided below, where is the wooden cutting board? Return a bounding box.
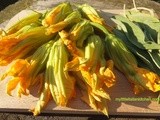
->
[0,68,160,116]
[0,9,160,117]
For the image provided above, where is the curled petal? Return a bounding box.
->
[99,60,116,88]
[135,67,160,92]
[6,77,20,96]
[1,59,29,80]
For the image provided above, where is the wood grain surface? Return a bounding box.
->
[1,67,160,116]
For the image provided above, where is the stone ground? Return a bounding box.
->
[0,0,160,120]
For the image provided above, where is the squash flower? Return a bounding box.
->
[105,34,160,95]
[78,4,113,32]
[0,41,53,97]
[47,39,76,106]
[65,34,115,116]
[46,10,82,35]
[0,25,54,66]
[42,2,73,27]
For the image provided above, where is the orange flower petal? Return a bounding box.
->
[6,77,20,96]
[135,67,160,92]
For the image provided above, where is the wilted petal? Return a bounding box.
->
[135,67,160,92]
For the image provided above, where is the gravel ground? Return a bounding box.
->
[0,0,160,120]
[0,113,159,120]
